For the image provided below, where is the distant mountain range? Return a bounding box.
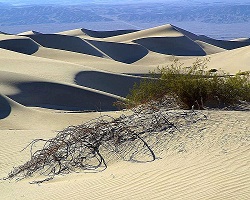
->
[0,2,250,39]
[0,2,250,26]
[115,4,250,24]
[0,5,112,26]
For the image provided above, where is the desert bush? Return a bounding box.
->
[5,103,207,183]
[123,58,250,109]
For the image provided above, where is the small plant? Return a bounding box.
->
[122,58,250,109]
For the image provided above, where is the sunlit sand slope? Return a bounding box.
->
[0,111,249,200]
[17,30,42,36]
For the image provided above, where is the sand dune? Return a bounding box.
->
[0,48,93,83]
[0,94,11,120]
[0,35,40,55]
[104,24,184,43]
[0,23,249,115]
[171,24,200,40]
[0,24,250,200]
[1,24,249,67]
[0,111,249,199]
[133,36,206,56]
[0,92,125,130]
[59,28,138,38]
[82,28,138,38]
[194,40,226,55]
[0,70,120,112]
[8,81,120,111]
[0,38,39,55]
[57,28,89,37]
[184,45,250,74]
[86,39,148,64]
[198,35,250,50]
[17,30,42,36]
[0,23,249,112]
[230,37,250,42]
[32,46,113,66]
[206,45,250,73]
[29,34,107,58]
[8,81,119,111]
[75,71,144,97]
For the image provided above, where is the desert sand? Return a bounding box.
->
[0,24,250,200]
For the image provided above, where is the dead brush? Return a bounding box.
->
[4,99,207,184]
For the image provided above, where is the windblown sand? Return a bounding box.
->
[0,24,249,199]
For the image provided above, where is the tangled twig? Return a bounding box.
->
[5,100,207,184]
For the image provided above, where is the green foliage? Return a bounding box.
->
[123,58,250,109]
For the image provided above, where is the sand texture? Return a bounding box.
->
[0,24,250,199]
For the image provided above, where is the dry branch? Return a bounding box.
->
[5,99,207,183]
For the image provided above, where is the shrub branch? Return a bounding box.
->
[5,100,207,184]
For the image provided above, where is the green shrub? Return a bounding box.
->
[122,58,250,109]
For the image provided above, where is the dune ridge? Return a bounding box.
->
[58,28,138,38]
[17,30,42,36]
[0,24,249,200]
[1,24,249,69]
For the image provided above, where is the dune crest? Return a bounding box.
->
[58,28,138,38]
[1,24,249,67]
[17,30,42,36]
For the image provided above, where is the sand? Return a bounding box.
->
[0,24,249,200]
[1,111,249,200]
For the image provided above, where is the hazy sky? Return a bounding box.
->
[0,0,168,4]
[0,0,247,5]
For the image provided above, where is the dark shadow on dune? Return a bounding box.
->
[8,82,118,111]
[29,34,104,57]
[198,35,250,50]
[133,36,206,56]
[172,25,200,41]
[0,38,39,55]
[75,71,145,97]
[82,28,139,38]
[242,38,250,43]
[86,39,148,64]
[0,94,11,119]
